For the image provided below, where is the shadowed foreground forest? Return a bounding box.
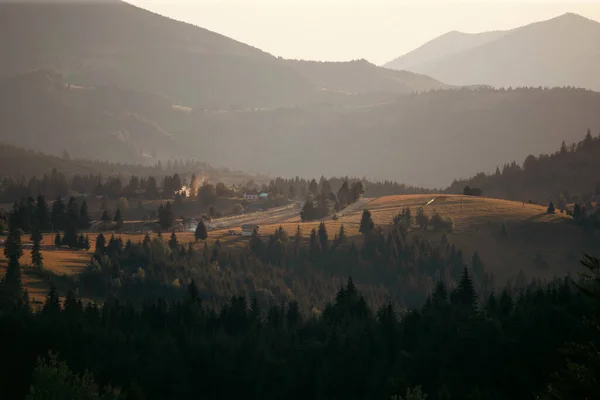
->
[1,259,599,399]
[1,205,599,399]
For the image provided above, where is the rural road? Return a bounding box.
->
[206,197,373,232]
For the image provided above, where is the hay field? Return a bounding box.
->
[3,194,595,300]
[228,194,593,282]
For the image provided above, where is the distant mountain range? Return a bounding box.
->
[385,13,600,91]
[0,1,445,109]
[2,2,600,189]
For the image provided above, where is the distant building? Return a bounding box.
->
[241,224,259,237]
[243,190,259,201]
[258,192,269,200]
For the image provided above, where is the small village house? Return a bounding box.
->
[243,190,259,201]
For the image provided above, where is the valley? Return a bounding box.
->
[1,2,600,399]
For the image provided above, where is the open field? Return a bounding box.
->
[3,194,598,302]
[221,194,596,282]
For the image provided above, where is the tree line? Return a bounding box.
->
[448,129,600,204]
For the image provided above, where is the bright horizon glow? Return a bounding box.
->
[128,0,600,65]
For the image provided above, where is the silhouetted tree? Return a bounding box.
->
[194,220,208,241]
[30,228,43,269]
[359,209,374,236]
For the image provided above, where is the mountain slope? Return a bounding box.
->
[172,87,600,188]
[0,1,446,108]
[384,30,506,71]
[447,130,600,203]
[284,59,448,94]
[0,1,316,108]
[385,13,600,90]
[0,70,175,163]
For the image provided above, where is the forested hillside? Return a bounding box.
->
[1,230,598,399]
[447,129,600,203]
[179,87,600,187]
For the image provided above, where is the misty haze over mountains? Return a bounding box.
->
[385,13,600,91]
[1,1,600,188]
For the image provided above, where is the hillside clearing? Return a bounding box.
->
[3,194,596,302]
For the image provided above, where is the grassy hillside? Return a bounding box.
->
[4,193,597,307]
[385,13,600,91]
[222,194,595,283]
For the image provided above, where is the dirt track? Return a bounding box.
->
[206,197,373,232]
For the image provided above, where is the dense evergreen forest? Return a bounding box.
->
[1,244,599,399]
[448,129,600,203]
[2,195,600,399]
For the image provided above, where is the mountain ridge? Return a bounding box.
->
[384,12,600,90]
[0,1,447,109]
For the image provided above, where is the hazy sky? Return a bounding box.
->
[130,0,600,65]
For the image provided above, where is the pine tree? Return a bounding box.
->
[79,200,91,229]
[143,234,151,251]
[168,232,178,251]
[50,198,66,231]
[452,267,477,310]
[359,209,374,236]
[249,229,263,258]
[54,232,62,248]
[547,201,556,214]
[62,225,78,248]
[114,208,123,224]
[42,285,61,316]
[337,180,351,207]
[34,195,50,231]
[415,207,429,230]
[308,179,319,196]
[3,224,23,305]
[350,181,366,202]
[309,228,321,259]
[334,224,346,247]
[317,222,329,252]
[194,220,208,241]
[77,234,86,250]
[101,209,111,223]
[31,228,44,268]
[95,233,106,256]
[158,202,174,230]
[293,225,302,256]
